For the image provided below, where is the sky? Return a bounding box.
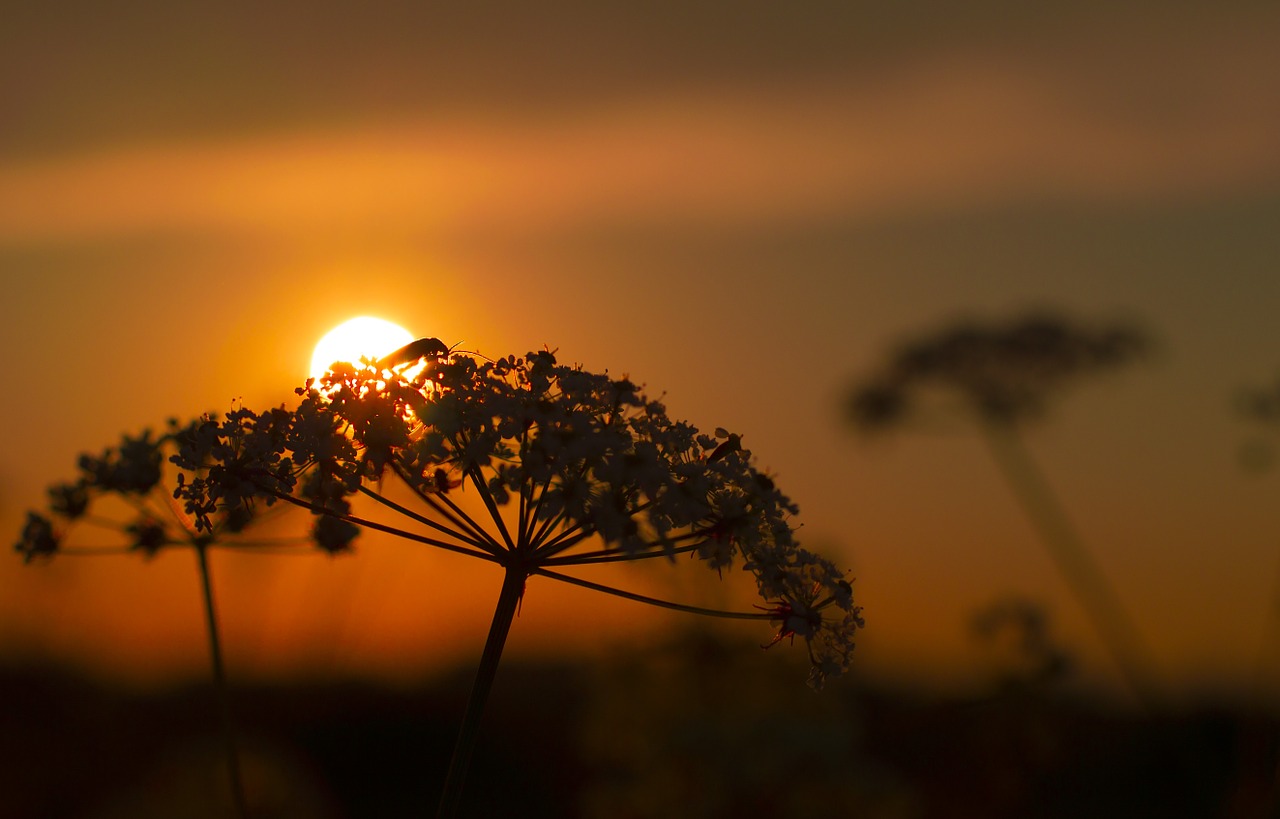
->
[3,1,1280,702]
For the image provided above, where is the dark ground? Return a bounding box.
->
[2,632,1276,819]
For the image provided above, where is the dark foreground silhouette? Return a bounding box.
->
[2,631,1274,819]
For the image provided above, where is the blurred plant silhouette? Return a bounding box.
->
[1235,373,1280,700]
[846,311,1158,707]
[15,420,316,818]
[17,342,862,818]
[970,595,1072,692]
[1236,373,1280,473]
[578,627,904,819]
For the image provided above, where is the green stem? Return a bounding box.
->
[435,567,525,819]
[195,543,250,818]
[981,422,1160,707]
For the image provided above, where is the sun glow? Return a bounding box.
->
[310,316,415,383]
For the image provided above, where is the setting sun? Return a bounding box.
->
[309,316,415,382]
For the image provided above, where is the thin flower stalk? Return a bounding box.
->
[195,541,250,819]
[980,421,1160,705]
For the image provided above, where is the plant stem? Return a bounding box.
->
[195,543,250,818]
[981,422,1160,708]
[533,567,773,620]
[359,481,499,554]
[435,566,525,819]
[263,488,501,563]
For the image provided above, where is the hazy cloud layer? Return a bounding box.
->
[3,25,1278,244]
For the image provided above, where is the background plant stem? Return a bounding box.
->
[981,422,1161,708]
[196,543,250,818]
[435,566,525,819]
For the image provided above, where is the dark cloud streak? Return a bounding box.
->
[4,1,1277,158]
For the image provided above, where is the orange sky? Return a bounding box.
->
[3,1,1280,702]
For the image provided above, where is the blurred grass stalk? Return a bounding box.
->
[195,542,251,818]
[980,421,1160,708]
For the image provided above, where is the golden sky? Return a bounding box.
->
[3,1,1280,700]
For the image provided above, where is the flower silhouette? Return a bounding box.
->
[1236,373,1280,472]
[14,416,316,818]
[847,312,1156,707]
[18,342,862,817]
[848,312,1146,431]
[18,417,305,561]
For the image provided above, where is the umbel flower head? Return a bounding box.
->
[15,418,302,564]
[848,312,1147,431]
[18,343,862,687]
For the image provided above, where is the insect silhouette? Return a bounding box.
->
[376,337,451,370]
[706,432,743,463]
